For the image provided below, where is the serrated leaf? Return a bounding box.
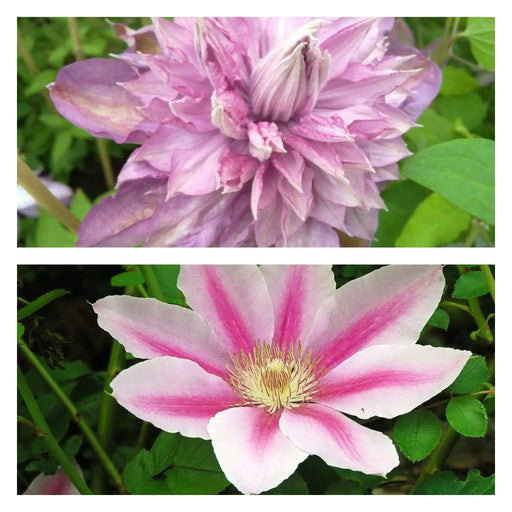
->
[395,193,471,247]
[452,271,489,299]
[459,470,495,494]
[446,396,488,437]
[111,270,145,288]
[449,356,489,394]
[439,66,481,96]
[413,470,494,495]
[462,17,495,71]
[428,308,450,330]
[400,139,495,225]
[393,409,442,462]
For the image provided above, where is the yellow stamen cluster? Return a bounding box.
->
[227,341,323,414]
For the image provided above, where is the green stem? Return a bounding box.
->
[439,300,472,316]
[18,339,126,494]
[139,265,165,301]
[17,155,81,232]
[479,265,495,303]
[91,341,125,494]
[67,17,85,61]
[135,421,152,452]
[17,365,93,494]
[18,414,47,436]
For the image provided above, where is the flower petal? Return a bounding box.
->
[111,357,237,439]
[305,265,445,371]
[319,344,471,419]
[208,407,308,494]
[93,295,229,378]
[49,58,153,144]
[280,404,399,476]
[24,463,82,495]
[259,265,336,349]
[178,266,274,354]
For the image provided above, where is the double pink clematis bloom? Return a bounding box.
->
[94,265,470,494]
[49,18,441,247]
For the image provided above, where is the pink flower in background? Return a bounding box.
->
[93,265,469,494]
[49,18,441,247]
[23,462,82,495]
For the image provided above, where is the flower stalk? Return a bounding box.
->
[17,365,93,495]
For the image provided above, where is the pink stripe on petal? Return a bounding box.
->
[280,404,399,476]
[260,265,336,349]
[111,357,238,439]
[305,265,445,371]
[318,344,471,419]
[178,266,274,354]
[208,407,307,494]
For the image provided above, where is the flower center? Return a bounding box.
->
[227,341,323,414]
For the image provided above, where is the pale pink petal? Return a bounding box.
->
[280,404,399,476]
[178,266,274,354]
[344,207,380,240]
[93,296,229,378]
[280,218,340,247]
[208,407,308,494]
[357,137,411,167]
[24,463,82,495]
[259,265,336,350]
[277,168,313,220]
[305,265,445,371]
[319,344,471,419]
[111,357,237,439]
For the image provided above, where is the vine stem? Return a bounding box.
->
[91,340,126,493]
[479,265,495,303]
[17,365,93,494]
[18,339,126,494]
[17,155,81,232]
[139,265,165,302]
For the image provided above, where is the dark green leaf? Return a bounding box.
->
[332,467,384,493]
[428,308,450,331]
[412,471,465,494]
[298,455,340,494]
[111,270,145,288]
[459,470,494,495]
[373,180,426,247]
[18,322,25,340]
[449,356,490,394]
[63,435,83,459]
[400,139,495,225]
[452,271,489,299]
[263,473,309,494]
[393,409,442,462]
[325,478,362,494]
[395,193,471,247]
[17,289,70,321]
[462,18,495,71]
[151,265,185,305]
[148,432,181,476]
[446,396,488,437]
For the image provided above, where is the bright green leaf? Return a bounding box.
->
[435,93,488,131]
[34,208,76,247]
[69,190,92,220]
[373,180,426,247]
[459,470,495,495]
[462,18,495,71]
[395,193,471,247]
[428,308,450,330]
[151,265,185,305]
[404,109,456,153]
[452,271,489,299]
[50,130,74,173]
[393,409,442,462]
[449,356,490,394]
[439,66,481,96]
[446,396,488,437]
[18,322,25,340]
[24,69,57,96]
[111,270,145,288]
[400,139,495,225]
[17,289,70,321]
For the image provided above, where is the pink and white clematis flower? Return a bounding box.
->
[94,265,470,494]
[49,18,441,247]
[23,462,82,495]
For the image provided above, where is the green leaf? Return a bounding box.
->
[404,109,456,153]
[395,193,471,247]
[373,180,426,247]
[34,208,76,247]
[123,449,169,495]
[449,356,490,394]
[151,265,185,305]
[63,435,83,459]
[459,470,495,494]
[111,270,145,288]
[462,17,495,71]
[452,271,489,299]
[413,470,494,495]
[435,93,488,131]
[18,322,25,340]
[428,308,450,330]
[332,467,384,494]
[69,189,92,220]
[147,432,181,477]
[393,409,442,462]
[445,396,488,437]
[50,130,73,173]
[439,66,481,96]
[263,473,309,494]
[400,139,495,225]
[24,69,57,96]
[17,289,70,321]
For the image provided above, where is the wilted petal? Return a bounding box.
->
[111,357,237,439]
[93,296,229,378]
[260,265,336,349]
[178,266,274,354]
[305,265,445,371]
[280,404,399,476]
[49,58,153,144]
[76,178,166,247]
[208,407,308,494]
[319,344,471,419]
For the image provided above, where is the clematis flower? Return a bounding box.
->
[23,462,82,495]
[49,18,441,247]
[93,265,470,494]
